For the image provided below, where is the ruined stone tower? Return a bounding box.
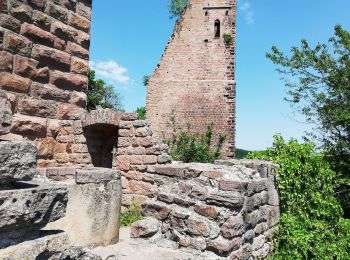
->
[147,0,236,158]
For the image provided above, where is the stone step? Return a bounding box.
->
[0,183,68,233]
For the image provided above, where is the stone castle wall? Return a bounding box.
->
[0,0,91,142]
[147,0,236,158]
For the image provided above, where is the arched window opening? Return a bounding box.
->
[214,20,220,38]
[225,10,229,16]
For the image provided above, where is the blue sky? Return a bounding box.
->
[90,0,350,151]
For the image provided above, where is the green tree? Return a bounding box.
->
[169,0,188,18]
[248,135,350,259]
[87,70,124,111]
[267,25,350,216]
[136,106,146,120]
[143,75,150,86]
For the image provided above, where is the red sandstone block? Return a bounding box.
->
[45,2,67,22]
[71,144,88,153]
[119,129,131,137]
[117,155,130,171]
[18,97,58,118]
[58,103,85,120]
[4,31,32,56]
[0,51,13,72]
[142,155,158,165]
[76,1,91,19]
[219,180,248,192]
[77,31,90,50]
[28,0,47,10]
[36,137,56,159]
[51,20,78,41]
[68,12,90,32]
[37,159,56,168]
[71,56,88,75]
[128,180,156,197]
[32,10,52,31]
[52,0,76,10]
[66,41,89,59]
[0,0,7,12]
[10,3,33,22]
[54,142,67,153]
[14,55,49,82]
[5,92,18,112]
[69,91,87,107]
[54,37,66,50]
[203,170,225,180]
[50,70,88,92]
[69,153,91,164]
[0,13,21,32]
[31,82,70,103]
[32,44,71,70]
[11,114,47,137]
[0,72,31,93]
[193,205,219,219]
[21,23,56,46]
[47,119,59,138]
[55,153,70,164]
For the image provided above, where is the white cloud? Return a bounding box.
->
[90,60,130,84]
[239,1,254,25]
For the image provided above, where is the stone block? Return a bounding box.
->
[0,13,20,33]
[21,23,55,46]
[130,217,159,238]
[58,103,85,120]
[0,183,68,232]
[18,97,57,118]
[11,114,47,137]
[45,2,67,22]
[66,41,89,59]
[51,20,78,41]
[186,215,210,237]
[3,31,32,56]
[155,165,188,178]
[206,191,244,209]
[46,167,76,181]
[9,3,32,22]
[32,10,51,31]
[0,142,37,184]
[71,56,89,74]
[193,205,219,219]
[0,90,12,135]
[14,55,49,82]
[76,1,91,19]
[69,91,87,107]
[0,51,13,72]
[50,70,88,92]
[0,72,31,93]
[221,215,245,239]
[36,137,56,159]
[27,0,47,10]
[31,83,70,102]
[207,237,241,257]
[141,201,170,221]
[0,0,7,12]
[52,0,76,10]
[68,12,90,32]
[32,44,71,71]
[77,30,90,49]
[76,168,121,184]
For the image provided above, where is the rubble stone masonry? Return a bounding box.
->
[147,0,236,158]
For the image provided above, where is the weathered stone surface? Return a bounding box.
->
[0,51,13,72]
[50,70,88,91]
[13,55,49,82]
[68,12,90,32]
[76,168,121,184]
[130,217,159,238]
[206,191,244,209]
[221,215,245,239]
[0,183,68,231]
[46,167,76,181]
[0,90,12,135]
[66,41,89,59]
[142,201,170,221]
[58,103,85,120]
[0,72,31,93]
[32,44,71,70]
[36,137,56,159]
[0,142,37,184]
[193,205,219,219]
[45,2,68,22]
[207,237,241,256]
[0,13,21,33]
[51,20,78,41]
[21,23,56,46]
[18,98,57,118]
[186,215,210,237]
[11,114,47,137]
[3,31,32,56]
[31,83,70,102]
[71,56,89,74]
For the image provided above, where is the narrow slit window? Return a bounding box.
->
[214,20,220,38]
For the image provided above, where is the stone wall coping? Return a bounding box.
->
[75,168,121,184]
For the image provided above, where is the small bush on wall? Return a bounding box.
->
[120,204,143,227]
[223,33,233,44]
[166,116,226,163]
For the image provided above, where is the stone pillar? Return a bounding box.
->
[46,168,122,248]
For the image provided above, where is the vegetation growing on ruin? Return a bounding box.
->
[267,25,350,217]
[166,116,226,163]
[120,204,143,227]
[249,135,350,259]
[169,0,188,18]
[87,70,124,111]
[136,107,146,120]
[223,33,233,44]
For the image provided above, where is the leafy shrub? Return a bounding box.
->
[223,33,233,44]
[136,106,146,120]
[169,0,188,18]
[235,148,251,159]
[248,135,350,259]
[120,204,143,227]
[167,120,226,163]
